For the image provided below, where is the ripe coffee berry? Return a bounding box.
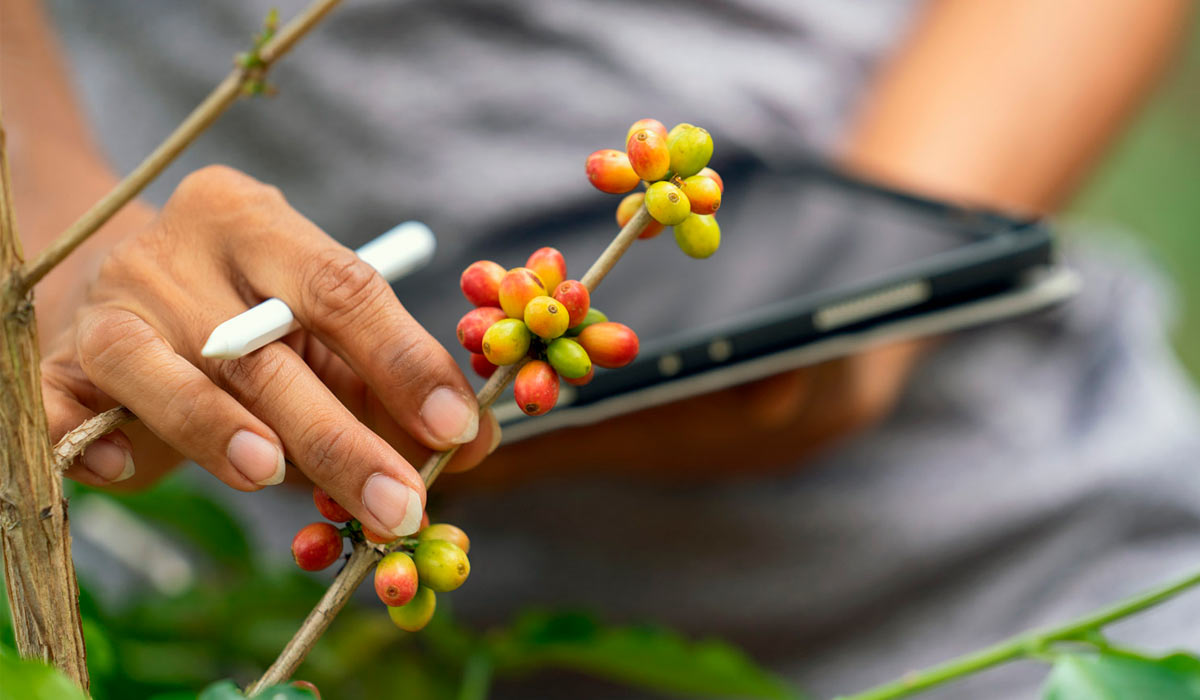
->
[374,551,419,607]
[524,296,570,340]
[291,522,343,571]
[469,352,498,379]
[578,322,639,368]
[498,267,548,318]
[456,307,507,354]
[681,174,722,215]
[626,117,668,145]
[673,213,721,259]
[291,681,321,699]
[666,124,713,177]
[697,166,724,192]
[312,486,352,523]
[526,247,567,294]
[414,539,471,592]
[460,260,505,308]
[626,128,671,182]
[645,181,691,226]
[616,192,665,239]
[585,149,640,194]
[513,359,560,416]
[388,586,436,632]
[564,364,595,386]
[418,523,471,554]
[566,307,608,336]
[546,337,591,379]
[482,318,532,366]
[552,280,590,327]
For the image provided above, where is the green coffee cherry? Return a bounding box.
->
[645,181,691,226]
[673,214,721,259]
[666,125,713,178]
[414,539,471,592]
[388,586,436,632]
[481,318,532,365]
[566,307,608,336]
[546,337,592,379]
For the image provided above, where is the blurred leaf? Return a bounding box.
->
[488,610,801,700]
[1042,651,1200,699]
[0,652,89,700]
[198,679,316,699]
[76,476,252,572]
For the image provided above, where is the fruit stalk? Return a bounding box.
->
[250,204,657,693]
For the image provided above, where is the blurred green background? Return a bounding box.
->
[1067,13,1200,379]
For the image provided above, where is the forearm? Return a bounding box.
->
[841,0,1190,214]
[2,0,155,339]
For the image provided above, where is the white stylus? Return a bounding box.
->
[200,221,436,360]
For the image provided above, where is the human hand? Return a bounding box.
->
[41,165,498,538]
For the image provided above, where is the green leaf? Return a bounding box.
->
[198,679,316,699]
[0,653,89,700]
[488,610,802,700]
[1042,651,1200,699]
[75,475,253,572]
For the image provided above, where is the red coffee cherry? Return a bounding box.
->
[459,260,506,308]
[312,486,352,523]
[374,551,420,607]
[680,174,722,215]
[585,149,640,194]
[498,267,548,319]
[291,680,322,699]
[626,128,671,182]
[456,306,507,354]
[513,360,560,416]
[291,522,343,571]
[616,192,665,240]
[470,352,498,379]
[697,166,724,192]
[526,247,567,294]
[626,117,668,145]
[578,322,639,368]
[552,280,591,328]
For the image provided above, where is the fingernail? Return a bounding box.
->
[421,387,478,445]
[228,430,285,486]
[82,439,135,482]
[486,410,502,455]
[363,474,424,536]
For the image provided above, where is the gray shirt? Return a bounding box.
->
[50,1,1200,697]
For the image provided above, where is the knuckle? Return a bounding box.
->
[303,249,385,327]
[298,418,360,481]
[161,373,217,436]
[172,165,284,214]
[383,334,451,394]
[76,310,153,376]
[212,346,294,405]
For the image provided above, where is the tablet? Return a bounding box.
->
[492,165,1078,442]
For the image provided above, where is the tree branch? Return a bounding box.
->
[13,0,344,294]
[52,406,135,474]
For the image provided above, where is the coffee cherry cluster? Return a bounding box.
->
[458,247,639,416]
[291,486,473,633]
[587,118,724,259]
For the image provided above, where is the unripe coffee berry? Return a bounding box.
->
[585,149,640,194]
[552,280,590,327]
[626,118,668,145]
[645,181,691,226]
[418,523,471,554]
[388,586,436,632]
[626,129,671,182]
[291,522,343,571]
[546,337,592,379]
[460,260,505,308]
[667,125,713,177]
[414,539,471,592]
[524,296,570,340]
[312,486,352,523]
[470,352,498,379]
[616,192,665,240]
[564,364,595,386]
[697,166,724,192]
[526,247,567,294]
[667,122,694,143]
[673,213,721,259]
[566,307,608,336]
[374,551,419,607]
[680,175,722,215]
[456,307,507,354]
[578,322,639,368]
[498,267,548,319]
[482,318,532,366]
[513,359,560,416]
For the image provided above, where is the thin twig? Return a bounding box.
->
[51,407,135,474]
[836,567,1200,700]
[14,0,344,294]
[250,204,658,694]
